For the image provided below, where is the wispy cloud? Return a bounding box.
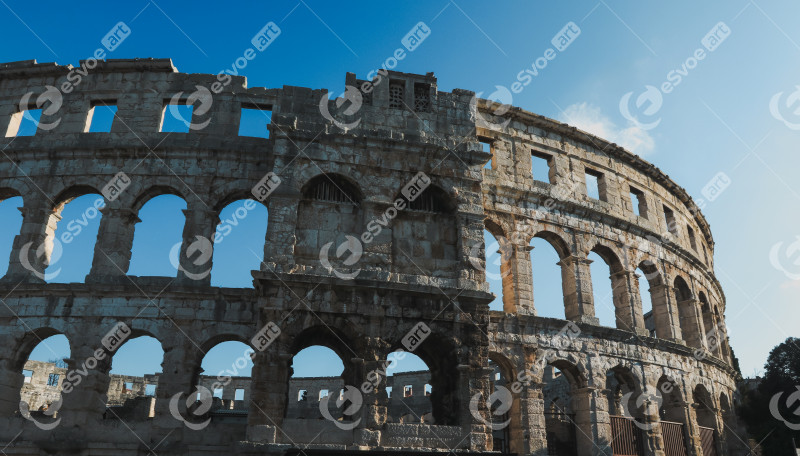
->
[558,102,655,156]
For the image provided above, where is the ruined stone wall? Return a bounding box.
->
[0,59,743,456]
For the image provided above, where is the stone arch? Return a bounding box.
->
[589,243,638,331]
[530,229,573,320]
[605,364,644,417]
[698,291,721,358]
[301,172,363,205]
[488,351,523,454]
[674,275,703,348]
[484,219,514,313]
[638,259,674,339]
[131,184,187,213]
[542,358,585,456]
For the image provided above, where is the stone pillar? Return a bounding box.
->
[461,363,492,452]
[684,401,703,456]
[511,242,534,315]
[571,386,613,456]
[87,206,140,281]
[152,340,202,436]
[4,197,54,283]
[559,255,599,325]
[59,337,112,428]
[650,284,682,341]
[176,205,218,285]
[0,356,23,417]
[610,270,647,334]
[677,298,706,350]
[263,194,299,269]
[247,346,290,442]
[520,380,548,456]
[355,347,389,447]
[641,390,666,456]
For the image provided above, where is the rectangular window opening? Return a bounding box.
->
[319,389,329,401]
[145,384,157,397]
[47,373,60,387]
[629,186,648,218]
[414,82,431,112]
[239,103,272,138]
[86,101,118,133]
[532,151,553,184]
[124,382,133,391]
[6,108,42,137]
[585,169,606,201]
[663,205,678,236]
[424,384,432,396]
[297,389,307,401]
[703,245,709,264]
[403,385,413,397]
[234,388,245,401]
[687,226,698,251]
[479,137,493,169]
[386,386,393,398]
[23,369,33,383]
[160,100,194,133]
[389,80,405,109]
[212,387,223,399]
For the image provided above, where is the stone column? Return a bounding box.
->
[559,255,599,325]
[4,197,54,283]
[510,242,534,315]
[520,380,548,456]
[263,194,299,270]
[610,270,647,334]
[641,391,666,456]
[0,356,23,417]
[677,298,706,350]
[151,340,203,437]
[247,346,291,442]
[59,336,112,428]
[684,401,703,456]
[355,348,389,447]
[87,206,140,282]
[571,386,613,456]
[650,284,682,341]
[461,363,492,452]
[176,204,218,285]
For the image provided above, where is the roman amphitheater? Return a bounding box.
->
[0,59,746,456]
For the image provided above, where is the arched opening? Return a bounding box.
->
[487,353,523,454]
[674,276,702,348]
[719,392,740,454]
[588,245,628,329]
[392,183,457,276]
[542,361,582,456]
[210,198,268,287]
[0,195,23,277]
[128,194,187,276]
[105,335,164,418]
[657,376,689,455]
[384,350,433,424]
[46,192,104,283]
[698,292,720,358]
[482,227,511,312]
[636,266,654,336]
[18,333,71,426]
[693,385,719,454]
[605,366,647,455]
[295,174,362,267]
[639,260,671,339]
[197,341,253,414]
[287,345,346,420]
[530,233,568,319]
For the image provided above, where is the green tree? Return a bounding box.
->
[739,337,800,455]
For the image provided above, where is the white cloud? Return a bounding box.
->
[558,102,655,156]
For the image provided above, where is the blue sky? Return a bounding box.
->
[5,0,800,379]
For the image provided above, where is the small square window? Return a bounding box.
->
[319,389,329,401]
[234,388,245,401]
[386,386,393,398]
[663,206,678,236]
[389,80,405,109]
[239,104,271,138]
[212,387,223,399]
[6,109,42,137]
[424,384,432,396]
[47,373,60,387]
[403,385,413,397]
[414,82,431,112]
[145,384,157,397]
[23,369,33,383]
[124,382,133,391]
[703,245,709,264]
[86,102,117,132]
[494,372,501,381]
[687,226,698,251]
[297,389,308,401]
[479,137,493,169]
[585,171,600,200]
[161,102,194,133]
[532,151,552,184]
